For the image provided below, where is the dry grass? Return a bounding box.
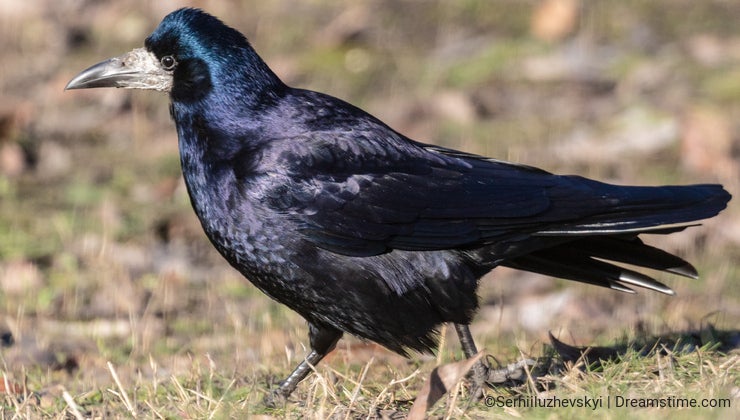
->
[1,337,736,418]
[0,0,738,418]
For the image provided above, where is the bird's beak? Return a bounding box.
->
[65,48,172,92]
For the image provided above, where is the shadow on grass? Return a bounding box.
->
[483,324,740,389]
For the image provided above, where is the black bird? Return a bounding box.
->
[66,8,731,400]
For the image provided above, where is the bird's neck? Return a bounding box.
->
[212,46,287,108]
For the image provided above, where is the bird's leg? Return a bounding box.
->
[454,323,488,399]
[454,323,479,359]
[265,323,342,406]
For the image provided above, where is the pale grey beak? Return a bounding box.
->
[66,48,172,91]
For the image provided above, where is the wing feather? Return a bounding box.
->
[255,129,729,258]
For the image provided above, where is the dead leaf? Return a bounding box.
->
[0,376,25,395]
[531,0,579,42]
[408,351,484,419]
[0,142,25,177]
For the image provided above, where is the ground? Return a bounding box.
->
[0,0,738,418]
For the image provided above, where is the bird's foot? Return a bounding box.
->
[263,388,289,408]
[465,356,539,399]
[484,357,537,385]
[467,358,490,401]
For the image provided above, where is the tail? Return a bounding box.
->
[503,234,694,294]
[538,181,731,235]
[504,182,731,294]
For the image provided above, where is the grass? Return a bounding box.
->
[0,0,738,418]
[1,330,736,418]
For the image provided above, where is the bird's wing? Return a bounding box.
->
[253,134,544,256]
[253,129,727,257]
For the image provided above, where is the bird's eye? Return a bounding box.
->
[161,55,177,70]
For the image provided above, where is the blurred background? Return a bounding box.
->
[0,0,738,403]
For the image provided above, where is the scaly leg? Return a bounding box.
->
[454,323,488,398]
[265,323,342,406]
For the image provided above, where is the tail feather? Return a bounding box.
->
[538,182,731,235]
[566,236,698,279]
[502,236,688,295]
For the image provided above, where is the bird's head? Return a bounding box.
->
[66,8,281,103]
